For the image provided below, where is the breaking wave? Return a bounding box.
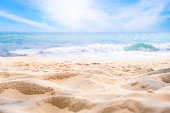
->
[3,43,169,59]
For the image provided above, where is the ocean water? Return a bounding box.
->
[0,33,170,59]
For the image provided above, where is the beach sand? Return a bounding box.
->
[0,56,170,113]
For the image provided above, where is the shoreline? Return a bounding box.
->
[0,56,170,113]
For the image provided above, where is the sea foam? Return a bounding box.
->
[8,43,170,59]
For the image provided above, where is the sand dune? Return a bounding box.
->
[0,56,170,113]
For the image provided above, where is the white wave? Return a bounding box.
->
[9,43,170,59]
[9,49,42,55]
[9,44,124,55]
[152,43,170,51]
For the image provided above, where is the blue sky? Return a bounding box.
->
[0,0,169,32]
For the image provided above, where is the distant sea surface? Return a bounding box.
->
[0,33,170,59]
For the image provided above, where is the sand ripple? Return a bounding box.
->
[0,56,169,113]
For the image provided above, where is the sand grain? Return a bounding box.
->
[0,56,170,113]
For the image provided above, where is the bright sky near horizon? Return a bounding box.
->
[0,0,169,32]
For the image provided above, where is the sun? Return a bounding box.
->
[67,9,81,20]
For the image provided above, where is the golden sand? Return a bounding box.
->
[0,56,170,113]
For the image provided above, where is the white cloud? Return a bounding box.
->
[26,0,170,31]
[31,0,111,31]
[0,11,56,30]
[122,0,167,31]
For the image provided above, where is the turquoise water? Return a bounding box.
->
[0,33,170,59]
